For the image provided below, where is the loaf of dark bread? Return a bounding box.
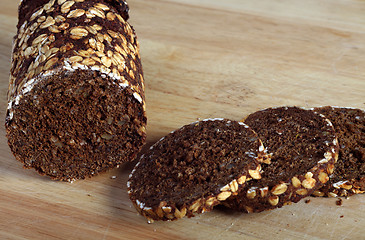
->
[312,106,365,197]
[127,119,269,222]
[223,107,339,213]
[6,0,146,181]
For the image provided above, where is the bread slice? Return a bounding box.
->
[127,119,268,222]
[224,107,339,213]
[312,106,365,197]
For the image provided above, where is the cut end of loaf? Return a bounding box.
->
[6,69,146,181]
[128,119,265,222]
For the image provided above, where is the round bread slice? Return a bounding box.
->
[224,107,339,213]
[127,119,268,222]
[312,106,365,197]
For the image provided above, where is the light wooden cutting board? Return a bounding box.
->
[1,0,364,239]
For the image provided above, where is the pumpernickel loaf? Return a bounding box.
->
[127,119,269,222]
[224,107,339,213]
[312,106,365,197]
[6,0,146,181]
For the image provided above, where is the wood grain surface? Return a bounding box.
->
[1,0,365,239]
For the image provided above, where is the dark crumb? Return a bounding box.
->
[336,198,343,206]
[340,215,344,218]
[87,194,91,197]
[305,199,311,204]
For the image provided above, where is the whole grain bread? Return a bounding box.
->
[223,107,339,212]
[312,106,365,197]
[6,0,146,181]
[127,119,269,222]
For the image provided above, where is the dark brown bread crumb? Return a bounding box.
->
[312,107,365,197]
[336,198,343,206]
[224,107,338,213]
[305,199,311,204]
[128,119,267,222]
[6,0,146,181]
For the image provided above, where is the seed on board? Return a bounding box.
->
[70,27,88,39]
[67,9,85,18]
[40,16,55,29]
